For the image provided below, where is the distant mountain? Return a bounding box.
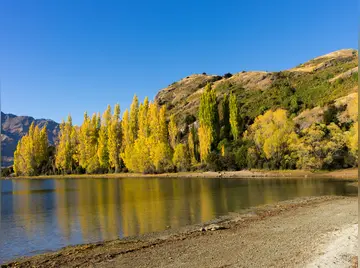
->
[1,112,59,167]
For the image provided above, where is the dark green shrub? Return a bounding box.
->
[223,73,233,79]
[221,154,237,171]
[352,72,358,81]
[184,114,196,125]
[1,166,13,177]
[335,77,344,85]
[206,152,223,171]
[75,166,86,174]
[323,105,339,125]
[234,146,248,169]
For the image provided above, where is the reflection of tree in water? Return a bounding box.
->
[15,177,350,245]
[75,179,122,242]
[2,177,353,265]
[12,180,35,237]
[10,180,51,238]
[54,179,71,240]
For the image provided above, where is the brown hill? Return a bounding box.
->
[155,49,358,129]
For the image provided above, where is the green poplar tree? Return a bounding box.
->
[221,94,231,140]
[198,83,219,161]
[229,93,240,140]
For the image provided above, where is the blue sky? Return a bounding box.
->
[0,0,357,125]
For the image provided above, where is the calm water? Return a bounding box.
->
[0,177,356,263]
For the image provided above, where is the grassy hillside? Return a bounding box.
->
[155,49,358,128]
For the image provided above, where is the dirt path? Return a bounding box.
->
[3,196,357,268]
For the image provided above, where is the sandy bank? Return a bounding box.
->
[3,196,357,268]
[306,223,358,267]
[9,168,358,180]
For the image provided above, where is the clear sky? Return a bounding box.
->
[0,0,357,125]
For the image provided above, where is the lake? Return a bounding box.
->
[0,177,356,263]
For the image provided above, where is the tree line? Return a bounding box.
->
[13,83,358,176]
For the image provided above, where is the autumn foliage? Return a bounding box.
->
[13,85,358,176]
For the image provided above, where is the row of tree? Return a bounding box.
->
[13,83,358,176]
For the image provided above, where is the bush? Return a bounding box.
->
[205,151,237,171]
[323,105,339,125]
[234,146,248,169]
[1,166,13,177]
[221,153,237,171]
[223,73,233,79]
[75,166,86,174]
[206,152,223,171]
[184,114,196,125]
[335,77,344,85]
[191,162,207,172]
[259,106,269,115]
[352,72,358,81]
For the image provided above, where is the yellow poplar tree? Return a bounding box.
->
[198,125,212,161]
[14,139,25,175]
[133,98,152,172]
[121,109,130,150]
[149,103,171,172]
[129,94,139,143]
[77,112,90,169]
[97,105,112,170]
[122,98,151,173]
[108,103,122,172]
[37,125,49,168]
[86,113,101,173]
[168,115,177,150]
[14,122,49,176]
[55,115,75,173]
[24,123,36,174]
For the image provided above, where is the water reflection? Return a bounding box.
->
[0,177,355,263]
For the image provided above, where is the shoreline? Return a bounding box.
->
[2,195,357,267]
[5,168,358,180]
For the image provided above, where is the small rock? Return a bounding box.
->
[203,224,227,231]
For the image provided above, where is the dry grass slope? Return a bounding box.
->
[155,49,358,130]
